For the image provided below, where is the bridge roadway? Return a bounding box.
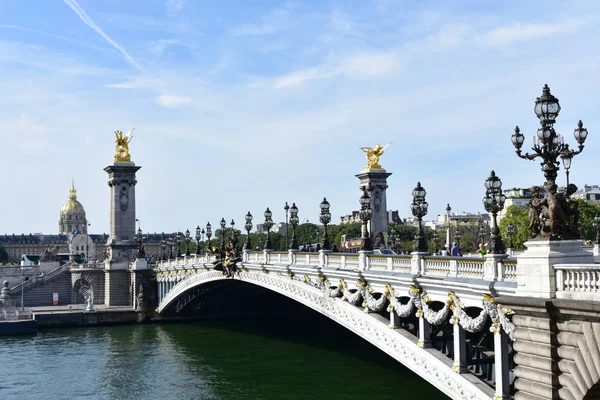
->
[156,250,519,400]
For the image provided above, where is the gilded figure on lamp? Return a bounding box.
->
[360,143,391,170]
[114,128,135,162]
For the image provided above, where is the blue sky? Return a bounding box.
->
[1,0,599,235]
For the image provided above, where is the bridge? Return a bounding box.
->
[3,85,600,399]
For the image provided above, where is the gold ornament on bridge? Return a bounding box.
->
[360,143,391,170]
[114,128,135,162]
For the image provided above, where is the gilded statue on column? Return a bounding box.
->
[360,143,391,170]
[114,128,135,162]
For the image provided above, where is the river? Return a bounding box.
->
[0,313,447,399]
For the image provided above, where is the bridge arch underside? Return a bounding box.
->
[158,271,495,400]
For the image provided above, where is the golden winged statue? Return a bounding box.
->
[360,143,391,170]
[114,128,135,162]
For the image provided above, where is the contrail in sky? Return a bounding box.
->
[62,0,146,73]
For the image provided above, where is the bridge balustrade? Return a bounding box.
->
[555,264,600,300]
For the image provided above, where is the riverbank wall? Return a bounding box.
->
[33,309,151,328]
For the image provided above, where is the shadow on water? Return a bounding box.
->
[156,279,448,400]
[0,280,449,400]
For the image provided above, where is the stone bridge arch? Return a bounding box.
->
[158,270,494,400]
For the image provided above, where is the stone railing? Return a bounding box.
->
[0,265,38,275]
[555,264,600,300]
[157,251,517,283]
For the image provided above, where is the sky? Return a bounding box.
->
[1,0,599,235]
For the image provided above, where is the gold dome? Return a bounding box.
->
[61,181,86,214]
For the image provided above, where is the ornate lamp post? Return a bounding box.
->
[411,182,429,253]
[594,215,600,245]
[263,207,274,250]
[219,218,226,249]
[507,223,516,250]
[230,219,237,248]
[284,202,290,250]
[184,229,191,256]
[511,85,589,238]
[195,226,202,255]
[175,233,182,257]
[454,228,461,248]
[359,187,373,251]
[560,151,573,188]
[432,230,439,253]
[483,171,506,254]
[161,239,167,260]
[319,197,331,250]
[244,212,253,250]
[167,236,174,259]
[289,203,299,250]
[205,222,212,253]
[135,227,146,258]
[478,223,487,246]
[445,204,452,252]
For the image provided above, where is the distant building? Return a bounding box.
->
[0,183,174,262]
[340,210,401,225]
[572,185,600,204]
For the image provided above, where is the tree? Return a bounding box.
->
[0,246,7,263]
[571,199,600,242]
[498,205,529,250]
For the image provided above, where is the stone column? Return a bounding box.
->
[485,253,509,281]
[104,161,141,306]
[418,310,432,348]
[493,324,511,400]
[451,315,468,373]
[355,169,392,247]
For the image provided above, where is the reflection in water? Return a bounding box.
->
[0,313,447,399]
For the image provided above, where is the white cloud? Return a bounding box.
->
[424,24,469,51]
[274,67,329,89]
[477,19,586,47]
[232,8,291,36]
[273,51,402,89]
[105,78,164,89]
[84,136,94,145]
[155,94,191,108]
[62,0,146,73]
[340,51,402,79]
[20,139,49,154]
[150,39,180,57]
[166,0,185,17]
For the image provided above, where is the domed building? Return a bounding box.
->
[59,181,88,235]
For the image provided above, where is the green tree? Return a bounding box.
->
[332,222,362,248]
[571,199,600,242]
[498,205,529,249]
[0,246,7,263]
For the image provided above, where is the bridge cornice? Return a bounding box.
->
[158,268,495,400]
[156,260,515,308]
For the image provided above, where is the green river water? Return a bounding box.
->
[0,313,447,400]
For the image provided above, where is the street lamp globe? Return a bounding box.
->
[574,120,589,145]
[534,84,561,125]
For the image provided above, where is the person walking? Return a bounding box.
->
[451,242,462,257]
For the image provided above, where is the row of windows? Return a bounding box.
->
[64,215,85,221]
